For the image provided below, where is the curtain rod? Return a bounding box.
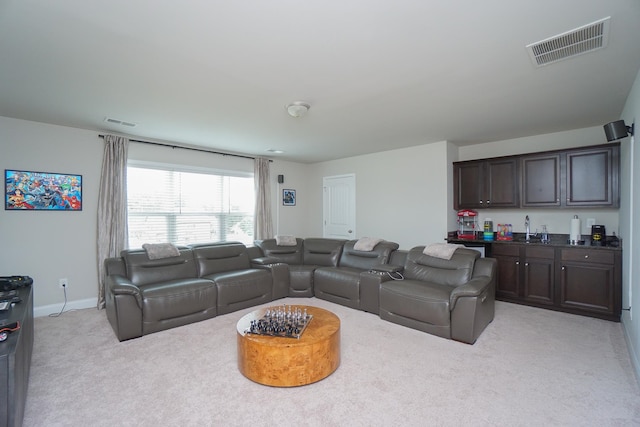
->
[98,134,268,161]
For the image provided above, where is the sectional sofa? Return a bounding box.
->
[104,238,496,344]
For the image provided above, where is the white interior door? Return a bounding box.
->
[323,174,356,239]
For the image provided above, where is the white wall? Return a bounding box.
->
[457,127,609,160]
[0,117,102,315]
[0,116,307,314]
[619,67,640,381]
[305,141,451,250]
[269,160,313,238]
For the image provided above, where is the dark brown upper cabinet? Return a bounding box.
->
[565,146,618,207]
[454,143,619,209]
[453,158,519,209]
[521,154,561,207]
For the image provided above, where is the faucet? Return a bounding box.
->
[525,215,531,242]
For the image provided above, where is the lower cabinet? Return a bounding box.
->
[491,243,621,321]
[559,248,620,319]
[493,244,554,306]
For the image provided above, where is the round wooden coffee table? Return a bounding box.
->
[236,305,340,387]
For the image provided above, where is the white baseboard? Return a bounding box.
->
[34,297,98,318]
[621,314,640,386]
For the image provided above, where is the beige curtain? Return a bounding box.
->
[254,157,273,240]
[96,135,129,309]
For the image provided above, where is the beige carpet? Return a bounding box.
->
[24,298,640,427]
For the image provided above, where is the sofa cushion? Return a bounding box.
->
[191,242,252,276]
[302,238,346,266]
[289,265,316,296]
[140,278,217,322]
[314,267,362,305]
[403,247,479,287]
[121,247,197,286]
[254,238,304,265]
[338,240,400,270]
[380,280,452,327]
[205,269,272,315]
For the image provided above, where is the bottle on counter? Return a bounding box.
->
[483,219,494,241]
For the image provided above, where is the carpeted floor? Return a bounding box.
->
[23,298,640,426]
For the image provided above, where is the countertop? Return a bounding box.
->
[447,233,622,251]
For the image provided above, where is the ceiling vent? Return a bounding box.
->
[104,117,137,127]
[526,17,610,67]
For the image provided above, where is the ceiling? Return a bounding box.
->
[1,1,639,163]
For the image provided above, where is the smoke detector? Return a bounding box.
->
[285,102,310,118]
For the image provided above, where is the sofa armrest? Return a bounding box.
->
[107,275,143,307]
[370,264,404,273]
[250,262,290,300]
[250,256,282,267]
[449,276,491,310]
[359,271,396,314]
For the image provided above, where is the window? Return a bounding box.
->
[127,165,254,248]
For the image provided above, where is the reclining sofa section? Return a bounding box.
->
[104,238,496,344]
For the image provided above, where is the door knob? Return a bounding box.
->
[348,230,353,234]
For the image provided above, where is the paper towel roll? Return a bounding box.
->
[570,216,581,242]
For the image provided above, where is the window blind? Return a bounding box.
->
[127,166,254,248]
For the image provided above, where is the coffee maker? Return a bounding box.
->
[591,225,606,246]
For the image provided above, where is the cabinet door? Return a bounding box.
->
[486,159,519,208]
[566,146,618,207]
[522,154,561,207]
[454,161,484,209]
[560,249,615,315]
[523,246,555,305]
[492,244,521,299]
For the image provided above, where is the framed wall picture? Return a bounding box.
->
[283,189,296,206]
[5,169,83,211]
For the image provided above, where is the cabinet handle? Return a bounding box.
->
[584,255,589,259]
[515,261,520,265]
[525,262,529,267]
[479,200,483,204]
[562,266,565,270]
[487,200,490,204]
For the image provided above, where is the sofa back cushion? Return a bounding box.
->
[191,242,252,276]
[404,246,479,287]
[338,240,400,270]
[254,238,304,264]
[302,238,346,266]
[121,247,197,286]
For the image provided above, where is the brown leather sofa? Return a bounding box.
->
[105,238,496,344]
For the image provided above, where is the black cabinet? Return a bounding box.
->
[521,154,561,207]
[492,244,521,300]
[490,243,621,321]
[454,158,519,209]
[559,248,620,320]
[492,244,554,306]
[566,146,618,207]
[455,143,620,209]
[523,246,555,305]
[0,286,33,427]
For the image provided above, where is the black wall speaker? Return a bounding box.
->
[603,120,634,142]
[277,175,284,184]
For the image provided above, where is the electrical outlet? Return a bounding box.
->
[586,218,596,231]
[59,278,68,289]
